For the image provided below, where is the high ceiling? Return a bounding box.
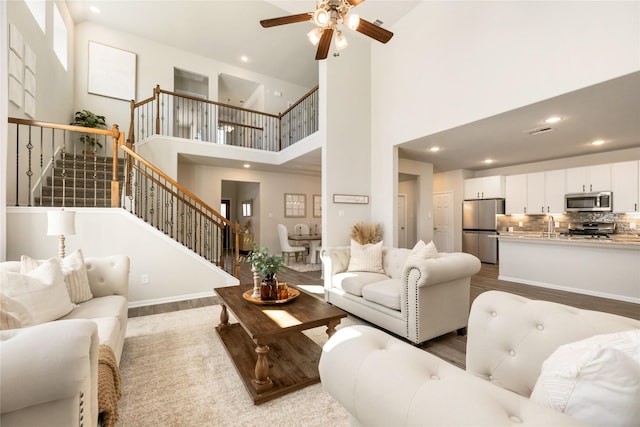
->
[65,1,640,173]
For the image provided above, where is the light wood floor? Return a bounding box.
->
[128,261,639,369]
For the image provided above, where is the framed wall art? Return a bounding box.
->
[333,194,369,204]
[88,41,136,101]
[284,193,306,218]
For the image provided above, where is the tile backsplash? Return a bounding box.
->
[498,212,640,235]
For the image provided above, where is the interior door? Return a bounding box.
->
[433,192,454,252]
[398,194,407,248]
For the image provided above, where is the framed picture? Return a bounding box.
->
[333,194,369,204]
[284,193,306,218]
[88,41,136,101]
[313,194,322,217]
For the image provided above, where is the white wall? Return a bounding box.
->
[6,208,238,306]
[1,1,7,261]
[7,0,75,123]
[178,164,320,254]
[371,1,640,247]
[321,36,373,247]
[73,22,313,138]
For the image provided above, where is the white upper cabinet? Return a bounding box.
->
[464,176,505,199]
[526,172,546,214]
[565,164,612,193]
[611,161,639,212]
[544,169,566,214]
[505,174,527,214]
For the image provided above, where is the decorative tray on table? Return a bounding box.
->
[242,288,300,305]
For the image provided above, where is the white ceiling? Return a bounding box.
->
[65,1,640,173]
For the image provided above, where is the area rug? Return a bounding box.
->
[117,305,360,426]
[284,262,322,273]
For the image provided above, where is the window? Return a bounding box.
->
[25,0,45,33]
[53,3,67,69]
[242,200,253,217]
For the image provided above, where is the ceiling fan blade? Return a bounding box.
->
[346,0,366,6]
[260,12,313,28]
[315,28,334,60]
[355,18,394,44]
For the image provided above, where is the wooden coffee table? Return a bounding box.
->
[214,284,347,404]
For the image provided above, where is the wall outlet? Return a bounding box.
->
[141,274,149,284]
[631,222,637,230]
[518,221,523,227]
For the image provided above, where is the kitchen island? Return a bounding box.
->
[497,233,640,303]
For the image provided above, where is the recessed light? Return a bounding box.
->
[243,164,250,168]
[591,140,605,146]
[429,146,440,152]
[484,159,494,164]
[545,116,563,124]
[240,56,249,63]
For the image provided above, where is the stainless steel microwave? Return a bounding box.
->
[565,191,613,212]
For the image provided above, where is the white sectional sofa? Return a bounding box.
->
[321,245,481,344]
[0,254,130,427]
[320,290,640,426]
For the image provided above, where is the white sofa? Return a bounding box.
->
[321,246,481,344]
[0,255,130,427]
[319,290,640,426]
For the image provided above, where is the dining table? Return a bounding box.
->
[288,234,322,264]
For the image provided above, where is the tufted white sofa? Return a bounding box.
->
[0,255,130,427]
[321,246,481,344]
[319,290,640,426]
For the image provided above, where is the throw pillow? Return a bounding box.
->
[21,249,93,303]
[347,240,384,274]
[0,294,27,330]
[530,330,640,427]
[0,258,74,326]
[409,240,439,259]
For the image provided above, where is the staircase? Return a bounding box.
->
[35,153,125,207]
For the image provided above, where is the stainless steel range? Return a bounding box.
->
[561,222,616,238]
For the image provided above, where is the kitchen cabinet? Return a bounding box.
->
[611,161,639,212]
[464,176,505,199]
[506,170,565,215]
[565,164,611,193]
[505,174,527,214]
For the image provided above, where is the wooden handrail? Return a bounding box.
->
[155,87,281,119]
[8,117,121,138]
[130,163,225,230]
[118,143,237,230]
[280,84,319,117]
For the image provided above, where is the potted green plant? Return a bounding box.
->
[245,244,285,300]
[70,110,107,154]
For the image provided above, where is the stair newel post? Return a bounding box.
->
[234,222,241,279]
[154,85,161,135]
[110,124,120,207]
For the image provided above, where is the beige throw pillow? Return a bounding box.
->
[404,240,439,268]
[21,250,93,303]
[0,258,74,326]
[0,294,27,330]
[347,240,385,274]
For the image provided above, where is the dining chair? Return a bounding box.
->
[277,224,306,264]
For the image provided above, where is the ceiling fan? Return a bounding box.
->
[260,0,394,60]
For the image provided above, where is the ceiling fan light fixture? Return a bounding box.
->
[307,27,323,46]
[335,31,348,50]
[314,8,330,26]
[346,13,360,30]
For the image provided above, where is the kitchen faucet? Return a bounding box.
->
[548,215,555,235]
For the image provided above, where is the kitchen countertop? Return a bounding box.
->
[496,232,640,248]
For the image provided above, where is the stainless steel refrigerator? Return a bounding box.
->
[462,199,505,264]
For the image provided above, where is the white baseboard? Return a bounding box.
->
[498,275,640,304]
[128,291,217,308]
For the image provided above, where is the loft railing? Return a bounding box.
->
[129,85,319,150]
[6,117,241,278]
